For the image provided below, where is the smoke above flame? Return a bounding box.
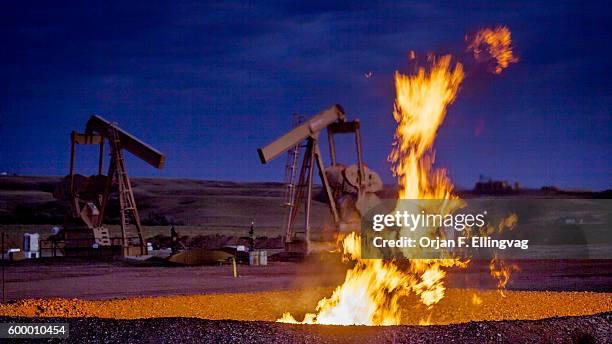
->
[467,26,518,74]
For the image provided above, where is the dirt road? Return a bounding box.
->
[1,259,611,301]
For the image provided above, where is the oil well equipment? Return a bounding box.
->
[258,105,382,254]
[53,115,165,257]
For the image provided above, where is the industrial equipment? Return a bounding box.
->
[23,233,40,258]
[53,115,165,257]
[258,105,382,254]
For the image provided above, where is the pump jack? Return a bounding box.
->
[54,115,165,257]
[258,105,382,253]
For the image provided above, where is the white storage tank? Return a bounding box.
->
[249,250,268,266]
[23,233,40,258]
[249,251,259,266]
[258,250,267,266]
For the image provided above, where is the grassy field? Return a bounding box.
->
[1,175,609,250]
[0,176,334,248]
[0,176,335,227]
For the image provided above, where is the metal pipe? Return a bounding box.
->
[354,120,365,189]
[2,232,5,303]
[315,144,340,223]
[98,138,104,175]
[327,128,337,166]
[304,138,316,245]
[232,257,237,277]
[69,131,76,195]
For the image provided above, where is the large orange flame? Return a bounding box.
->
[278,28,518,324]
[389,55,463,199]
[278,55,467,326]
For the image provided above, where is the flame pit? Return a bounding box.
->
[0,288,610,325]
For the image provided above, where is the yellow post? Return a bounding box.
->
[232,256,237,278]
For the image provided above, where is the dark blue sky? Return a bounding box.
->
[1,1,610,190]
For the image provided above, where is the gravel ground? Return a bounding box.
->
[1,312,610,343]
[1,288,610,326]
